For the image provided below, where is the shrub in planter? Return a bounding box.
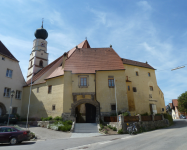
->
[113,127,117,131]
[117,129,123,134]
[54,116,62,121]
[58,125,71,132]
[141,112,149,116]
[99,124,104,130]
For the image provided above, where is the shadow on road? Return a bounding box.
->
[163,120,187,129]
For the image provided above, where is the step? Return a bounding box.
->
[73,123,99,133]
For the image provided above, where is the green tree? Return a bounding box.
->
[178,91,187,113]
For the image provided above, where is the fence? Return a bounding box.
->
[154,115,162,121]
[104,115,163,123]
[104,116,117,122]
[124,116,139,122]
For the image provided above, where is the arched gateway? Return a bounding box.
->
[70,99,100,123]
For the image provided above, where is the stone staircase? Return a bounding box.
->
[73,123,99,133]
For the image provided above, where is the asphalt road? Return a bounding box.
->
[1,120,187,150]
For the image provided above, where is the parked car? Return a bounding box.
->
[179,114,186,119]
[0,126,31,144]
[0,114,18,124]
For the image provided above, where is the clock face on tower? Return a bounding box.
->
[41,42,45,47]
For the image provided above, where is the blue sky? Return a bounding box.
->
[0,0,187,105]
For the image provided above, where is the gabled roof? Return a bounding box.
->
[0,41,18,61]
[122,58,155,70]
[26,40,90,85]
[68,40,90,58]
[64,48,125,73]
[172,99,178,107]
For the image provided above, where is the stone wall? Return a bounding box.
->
[104,115,169,133]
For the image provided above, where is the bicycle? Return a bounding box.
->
[127,122,138,135]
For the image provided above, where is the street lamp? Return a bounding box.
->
[7,90,15,126]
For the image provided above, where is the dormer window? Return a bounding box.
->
[39,60,43,67]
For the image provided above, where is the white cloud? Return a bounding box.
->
[137,1,152,11]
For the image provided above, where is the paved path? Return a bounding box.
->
[1,120,187,150]
[22,126,72,140]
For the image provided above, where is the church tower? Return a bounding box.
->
[27,22,49,81]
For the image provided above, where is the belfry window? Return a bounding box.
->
[39,60,43,67]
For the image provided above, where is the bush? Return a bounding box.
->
[64,120,73,125]
[117,129,123,134]
[41,116,53,121]
[110,113,117,116]
[122,112,130,116]
[54,116,62,121]
[113,127,117,131]
[100,124,104,130]
[163,113,173,125]
[141,112,149,116]
[107,125,113,129]
[58,125,72,132]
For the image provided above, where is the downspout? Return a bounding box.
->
[26,56,36,129]
[95,71,100,122]
[114,77,118,121]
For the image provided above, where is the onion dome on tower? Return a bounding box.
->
[34,21,48,40]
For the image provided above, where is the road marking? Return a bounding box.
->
[121,136,132,140]
[98,141,112,144]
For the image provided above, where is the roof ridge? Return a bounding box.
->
[122,58,147,64]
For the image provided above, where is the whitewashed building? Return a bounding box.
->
[0,41,25,116]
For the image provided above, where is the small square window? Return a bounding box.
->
[2,57,5,60]
[4,88,11,97]
[149,86,153,91]
[52,105,55,111]
[37,87,39,93]
[136,71,139,76]
[48,85,52,94]
[148,72,151,77]
[133,87,137,92]
[6,69,13,78]
[15,90,22,99]
[80,77,87,86]
[149,94,152,98]
[128,86,130,91]
[111,104,116,111]
[108,79,114,87]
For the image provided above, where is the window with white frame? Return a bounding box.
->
[6,69,13,78]
[15,91,22,99]
[4,88,11,97]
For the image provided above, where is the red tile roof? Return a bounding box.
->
[68,40,90,58]
[122,58,155,70]
[0,41,18,61]
[46,67,64,80]
[172,99,178,107]
[64,48,125,73]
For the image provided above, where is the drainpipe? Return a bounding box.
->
[114,77,118,122]
[26,56,36,129]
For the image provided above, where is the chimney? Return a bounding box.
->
[62,52,67,68]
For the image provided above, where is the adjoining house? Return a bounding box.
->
[171,99,186,119]
[20,24,166,123]
[0,41,25,117]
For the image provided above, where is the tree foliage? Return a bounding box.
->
[178,91,187,113]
